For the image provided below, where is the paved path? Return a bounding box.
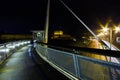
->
[0,45,48,80]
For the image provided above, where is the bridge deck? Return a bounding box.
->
[0,45,69,80]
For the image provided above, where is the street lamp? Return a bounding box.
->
[102,26,120,50]
[99,22,120,62]
[109,28,112,50]
[102,27,109,33]
[101,27,109,41]
[114,26,120,33]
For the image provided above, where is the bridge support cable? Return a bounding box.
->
[59,0,99,40]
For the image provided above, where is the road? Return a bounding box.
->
[87,39,108,61]
[79,39,119,63]
[78,39,120,80]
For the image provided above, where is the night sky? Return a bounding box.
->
[0,0,47,34]
[0,0,120,36]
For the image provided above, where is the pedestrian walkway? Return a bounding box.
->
[0,45,48,80]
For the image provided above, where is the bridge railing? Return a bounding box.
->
[35,43,120,80]
[0,40,30,63]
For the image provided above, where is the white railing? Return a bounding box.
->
[0,40,30,63]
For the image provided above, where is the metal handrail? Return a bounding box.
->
[37,42,120,58]
[35,43,120,80]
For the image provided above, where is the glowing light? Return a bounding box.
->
[114,27,120,33]
[97,33,104,37]
[0,48,10,53]
[54,30,63,35]
[102,27,109,32]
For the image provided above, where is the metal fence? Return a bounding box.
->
[35,43,120,80]
[0,40,30,63]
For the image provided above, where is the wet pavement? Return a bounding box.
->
[0,45,48,80]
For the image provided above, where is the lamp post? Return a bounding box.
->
[102,27,109,41]
[102,26,120,50]
[109,28,112,50]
